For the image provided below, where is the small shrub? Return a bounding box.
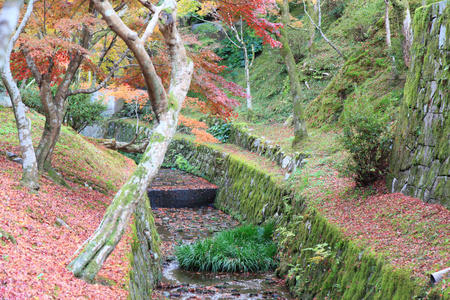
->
[174,154,199,174]
[22,86,107,132]
[175,224,277,273]
[22,86,44,113]
[206,123,231,143]
[64,93,107,132]
[119,151,143,165]
[339,109,392,186]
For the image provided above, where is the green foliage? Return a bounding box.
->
[119,151,142,165]
[176,224,277,272]
[64,94,107,133]
[339,108,393,186]
[21,86,44,112]
[206,122,231,143]
[21,86,107,132]
[174,154,199,174]
[216,28,263,68]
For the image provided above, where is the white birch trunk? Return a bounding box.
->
[0,0,39,190]
[0,0,22,70]
[243,45,252,111]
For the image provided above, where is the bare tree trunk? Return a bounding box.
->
[0,0,39,190]
[243,45,252,111]
[303,0,347,60]
[384,0,399,80]
[22,18,93,172]
[68,0,194,281]
[34,80,66,171]
[307,0,317,56]
[391,0,412,67]
[279,0,307,145]
[0,0,22,70]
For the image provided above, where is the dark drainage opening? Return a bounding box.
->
[148,168,218,208]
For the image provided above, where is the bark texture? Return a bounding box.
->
[0,0,22,70]
[23,25,92,172]
[0,0,40,190]
[391,0,413,67]
[384,0,399,80]
[128,194,162,299]
[68,0,194,281]
[279,0,307,144]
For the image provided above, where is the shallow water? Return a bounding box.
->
[153,206,293,299]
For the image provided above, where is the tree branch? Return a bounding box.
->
[303,0,347,60]
[67,49,129,96]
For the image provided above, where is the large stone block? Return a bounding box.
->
[388,0,450,209]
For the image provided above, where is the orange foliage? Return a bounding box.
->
[178,115,219,144]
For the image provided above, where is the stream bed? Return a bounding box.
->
[153,207,293,300]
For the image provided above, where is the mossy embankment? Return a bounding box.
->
[226,0,409,125]
[0,107,161,299]
[163,129,450,299]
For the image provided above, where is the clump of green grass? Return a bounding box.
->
[175,224,277,273]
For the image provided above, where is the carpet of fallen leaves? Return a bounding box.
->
[0,156,134,299]
[150,169,218,191]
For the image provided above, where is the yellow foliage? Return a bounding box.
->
[197,1,216,17]
[177,0,201,17]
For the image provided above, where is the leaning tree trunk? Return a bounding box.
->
[0,0,40,190]
[68,0,194,281]
[279,0,308,145]
[391,0,413,67]
[34,81,66,171]
[1,66,40,190]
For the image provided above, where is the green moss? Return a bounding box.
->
[168,92,179,111]
[163,136,428,298]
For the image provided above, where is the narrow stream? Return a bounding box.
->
[153,207,293,300]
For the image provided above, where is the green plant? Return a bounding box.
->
[174,154,199,174]
[119,151,143,165]
[64,93,107,132]
[302,243,332,264]
[175,224,277,272]
[207,123,231,143]
[216,27,263,68]
[22,85,107,132]
[339,108,392,186]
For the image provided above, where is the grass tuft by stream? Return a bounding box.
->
[176,224,277,273]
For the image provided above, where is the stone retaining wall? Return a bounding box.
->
[388,0,450,209]
[228,123,308,173]
[163,137,426,299]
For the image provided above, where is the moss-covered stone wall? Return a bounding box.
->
[105,120,152,143]
[164,138,433,299]
[388,0,450,209]
[228,123,308,173]
[128,194,161,300]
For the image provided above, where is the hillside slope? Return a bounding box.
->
[0,107,136,299]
